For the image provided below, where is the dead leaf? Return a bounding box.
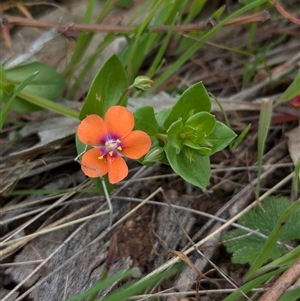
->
[286,126,300,165]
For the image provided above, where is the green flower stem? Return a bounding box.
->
[156,133,168,143]
[18,90,80,119]
[116,87,130,106]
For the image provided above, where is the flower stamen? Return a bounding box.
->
[98,136,123,160]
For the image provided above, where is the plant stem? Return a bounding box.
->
[156,133,168,143]
[117,88,130,106]
[18,90,79,119]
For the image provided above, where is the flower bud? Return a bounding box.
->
[142,146,164,164]
[132,76,154,91]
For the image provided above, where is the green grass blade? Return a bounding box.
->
[126,0,164,80]
[65,270,134,301]
[274,72,300,106]
[209,92,246,152]
[222,267,286,301]
[246,6,259,49]
[255,245,300,277]
[67,33,115,98]
[65,0,118,98]
[231,123,251,151]
[278,285,300,301]
[145,16,175,79]
[63,0,97,78]
[150,0,270,91]
[256,98,273,197]
[102,262,183,301]
[0,71,39,130]
[291,157,300,200]
[244,199,300,281]
[183,0,207,24]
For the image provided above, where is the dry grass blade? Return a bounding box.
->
[1,1,299,300]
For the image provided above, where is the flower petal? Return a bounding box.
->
[77,114,108,146]
[107,155,128,184]
[105,106,134,138]
[81,148,108,178]
[121,130,151,159]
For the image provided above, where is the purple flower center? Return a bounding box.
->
[98,135,122,160]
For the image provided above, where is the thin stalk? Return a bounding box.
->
[18,90,79,119]
[256,98,273,198]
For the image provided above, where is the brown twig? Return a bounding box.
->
[258,257,300,301]
[270,0,300,25]
[0,11,270,34]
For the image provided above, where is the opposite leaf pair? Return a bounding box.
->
[76,55,236,189]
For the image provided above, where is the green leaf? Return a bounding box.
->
[221,267,286,301]
[183,139,203,150]
[149,0,270,91]
[210,5,226,19]
[244,198,300,280]
[166,112,216,154]
[133,106,159,136]
[0,64,6,86]
[79,54,128,120]
[275,72,300,105]
[0,71,39,130]
[165,143,210,189]
[195,146,212,156]
[205,121,236,155]
[222,197,300,266]
[222,229,284,265]
[256,98,273,196]
[116,0,134,8]
[4,62,66,113]
[257,245,300,274]
[163,82,211,130]
[230,123,251,151]
[185,111,216,139]
[102,262,183,301]
[278,286,300,301]
[166,118,185,153]
[238,0,253,4]
[155,108,171,133]
[65,269,134,301]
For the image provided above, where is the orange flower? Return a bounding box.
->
[77,106,151,184]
